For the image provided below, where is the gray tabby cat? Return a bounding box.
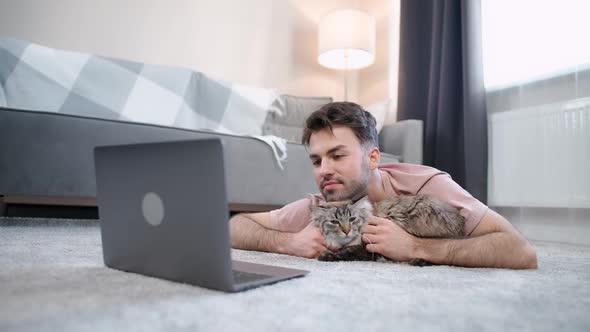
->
[310,195,465,266]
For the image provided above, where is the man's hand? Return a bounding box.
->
[230,212,328,259]
[284,222,329,259]
[362,216,417,262]
[361,209,538,269]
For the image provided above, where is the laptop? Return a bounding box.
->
[93,138,308,292]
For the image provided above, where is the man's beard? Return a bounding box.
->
[321,160,370,202]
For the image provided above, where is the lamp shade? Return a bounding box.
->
[318,9,376,70]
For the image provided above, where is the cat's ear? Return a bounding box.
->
[319,200,351,208]
[351,196,373,215]
[351,196,369,207]
[310,204,326,213]
[310,205,327,226]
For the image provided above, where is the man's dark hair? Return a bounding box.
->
[301,101,378,148]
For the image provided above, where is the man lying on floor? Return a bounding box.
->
[230,102,537,269]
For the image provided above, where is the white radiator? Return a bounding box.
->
[489,97,590,208]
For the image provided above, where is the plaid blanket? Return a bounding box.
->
[0,38,288,167]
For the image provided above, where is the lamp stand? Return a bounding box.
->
[343,50,350,101]
[343,70,349,101]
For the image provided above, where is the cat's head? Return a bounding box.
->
[310,197,373,251]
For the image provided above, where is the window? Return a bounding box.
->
[481,0,590,89]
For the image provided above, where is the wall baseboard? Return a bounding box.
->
[492,206,590,246]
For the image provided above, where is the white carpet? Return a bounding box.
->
[1,218,589,332]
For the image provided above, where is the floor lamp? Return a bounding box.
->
[318,9,376,101]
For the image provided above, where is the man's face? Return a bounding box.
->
[308,126,370,202]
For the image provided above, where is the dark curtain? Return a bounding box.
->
[397,0,488,203]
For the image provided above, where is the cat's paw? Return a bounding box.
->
[408,258,434,267]
[318,251,340,261]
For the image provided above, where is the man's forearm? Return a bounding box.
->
[229,214,290,254]
[415,231,538,269]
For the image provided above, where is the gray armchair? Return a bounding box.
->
[379,119,423,164]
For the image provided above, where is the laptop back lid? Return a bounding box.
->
[94,139,234,291]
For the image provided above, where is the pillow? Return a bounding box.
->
[262,95,333,143]
[364,99,394,133]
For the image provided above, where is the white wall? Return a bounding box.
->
[0,0,396,104]
[358,0,399,123]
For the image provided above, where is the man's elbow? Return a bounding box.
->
[519,241,538,269]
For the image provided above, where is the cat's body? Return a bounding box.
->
[310,195,465,265]
[373,195,465,238]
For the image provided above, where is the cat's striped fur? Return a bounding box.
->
[310,195,465,265]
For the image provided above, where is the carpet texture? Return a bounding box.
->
[1,217,589,332]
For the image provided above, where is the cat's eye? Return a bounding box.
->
[349,217,357,222]
[330,219,339,224]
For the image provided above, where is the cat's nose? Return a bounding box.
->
[340,224,350,235]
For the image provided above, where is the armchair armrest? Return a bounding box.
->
[378,119,423,164]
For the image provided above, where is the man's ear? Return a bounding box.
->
[367,146,380,170]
